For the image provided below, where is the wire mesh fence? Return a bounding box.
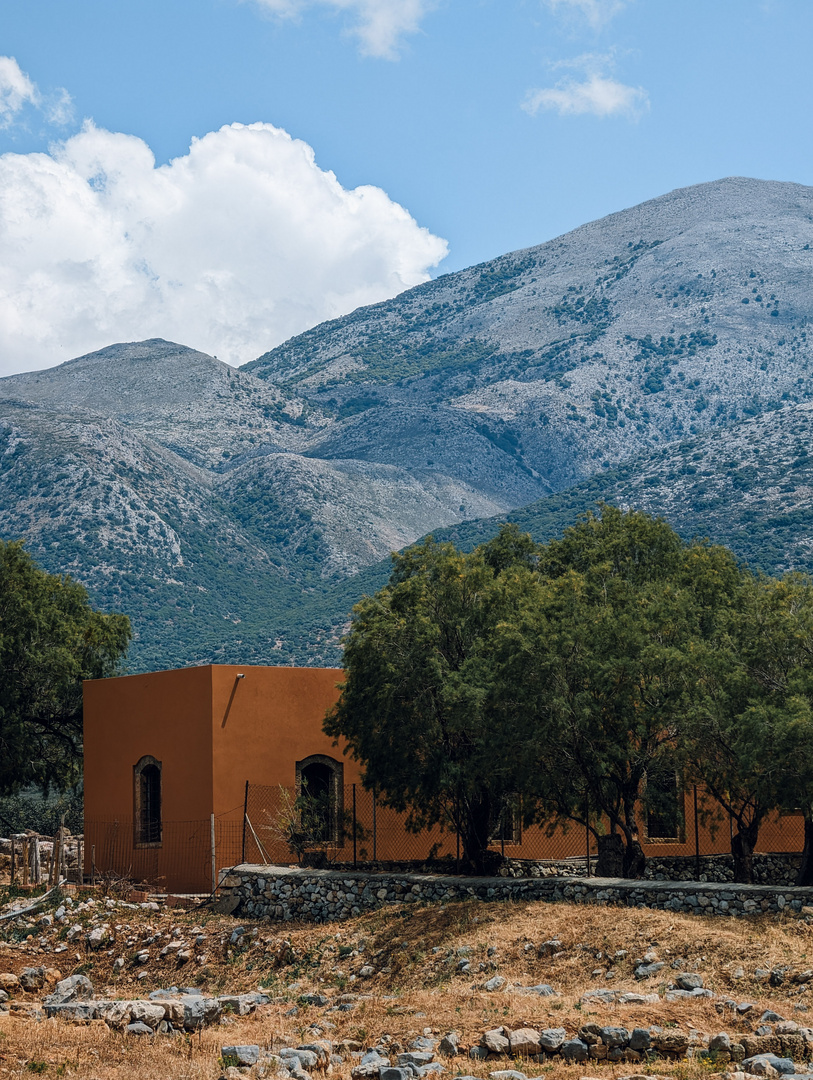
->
[84,819,243,895]
[79,785,808,895]
[243,781,807,876]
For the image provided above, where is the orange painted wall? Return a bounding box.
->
[83,666,214,824]
[209,665,355,820]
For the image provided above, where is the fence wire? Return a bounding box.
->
[242,782,807,875]
[80,785,807,893]
[83,819,243,894]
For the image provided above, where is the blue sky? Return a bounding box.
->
[1,0,812,373]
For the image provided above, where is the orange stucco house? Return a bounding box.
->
[83,664,353,892]
[84,663,806,894]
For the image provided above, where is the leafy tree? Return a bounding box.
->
[489,506,743,877]
[324,529,537,873]
[0,540,131,798]
[684,574,813,883]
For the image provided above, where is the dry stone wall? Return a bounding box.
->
[218,865,813,923]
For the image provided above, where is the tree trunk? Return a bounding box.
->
[460,791,493,875]
[595,833,624,877]
[797,816,813,886]
[621,798,646,879]
[731,820,759,884]
[622,837,647,879]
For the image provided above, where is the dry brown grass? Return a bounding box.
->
[2,897,813,1080]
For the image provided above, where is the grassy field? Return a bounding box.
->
[1,886,812,1080]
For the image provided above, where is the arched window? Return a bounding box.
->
[134,756,162,847]
[295,755,343,845]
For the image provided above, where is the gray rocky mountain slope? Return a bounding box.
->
[2,176,813,668]
[249,176,813,493]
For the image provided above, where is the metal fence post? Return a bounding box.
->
[372,789,377,862]
[585,794,591,878]
[455,793,460,874]
[242,781,249,863]
[211,813,216,894]
[693,785,701,880]
[352,784,357,869]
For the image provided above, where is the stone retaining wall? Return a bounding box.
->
[496,852,802,885]
[218,865,813,923]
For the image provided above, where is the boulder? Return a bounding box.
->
[539,1029,567,1052]
[438,1034,458,1056]
[560,1041,589,1062]
[483,1030,510,1055]
[126,1022,154,1036]
[742,1055,796,1076]
[96,1000,134,1029]
[484,977,506,992]
[629,1030,651,1052]
[601,1028,630,1048]
[0,973,20,994]
[221,1046,260,1068]
[130,1001,167,1029]
[676,973,704,991]
[45,975,93,1005]
[19,967,46,991]
[650,1030,690,1055]
[508,1030,541,1057]
[43,1002,98,1022]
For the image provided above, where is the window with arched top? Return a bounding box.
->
[295,755,343,845]
[134,756,162,847]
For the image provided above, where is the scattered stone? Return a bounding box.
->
[221,1046,260,1068]
[676,973,704,990]
[634,961,665,980]
[484,976,506,992]
[483,1030,510,1055]
[44,974,93,1005]
[560,1040,589,1062]
[438,1034,458,1056]
[711,1034,733,1052]
[488,1072,527,1080]
[742,1055,796,1076]
[508,1029,541,1057]
[126,1022,154,1036]
[539,1029,567,1052]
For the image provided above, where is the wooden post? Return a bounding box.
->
[21,836,29,887]
[10,835,16,885]
[57,827,66,883]
[32,836,41,886]
[693,785,701,880]
[78,838,83,885]
[91,844,96,887]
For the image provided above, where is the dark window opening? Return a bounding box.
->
[134,756,162,847]
[645,759,684,841]
[490,796,522,845]
[295,755,343,845]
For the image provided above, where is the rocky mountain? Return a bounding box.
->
[1,176,812,670]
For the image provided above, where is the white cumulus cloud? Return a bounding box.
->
[250,0,434,58]
[0,56,40,127]
[524,52,648,120]
[0,55,73,130]
[543,0,629,30]
[524,73,648,118]
[0,121,448,376]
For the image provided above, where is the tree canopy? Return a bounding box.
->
[0,540,131,797]
[326,506,813,882]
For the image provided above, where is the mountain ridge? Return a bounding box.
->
[1,176,812,669]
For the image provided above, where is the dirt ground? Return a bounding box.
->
[2,880,813,1080]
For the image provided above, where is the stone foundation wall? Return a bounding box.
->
[218,865,813,923]
[495,852,802,885]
